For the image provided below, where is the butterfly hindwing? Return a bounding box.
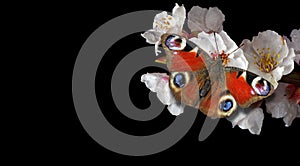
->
[225,67,274,107]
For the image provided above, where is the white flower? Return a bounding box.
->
[265,83,300,127]
[290,29,300,50]
[295,53,300,65]
[242,30,296,89]
[227,107,264,135]
[188,6,224,33]
[190,30,248,70]
[140,73,185,116]
[141,3,186,55]
[290,29,300,65]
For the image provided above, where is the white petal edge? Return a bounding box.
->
[190,31,226,55]
[187,6,208,32]
[237,108,264,135]
[291,29,300,50]
[225,49,248,70]
[167,103,185,116]
[141,73,173,105]
[141,30,163,44]
[140,73,185,116]
[227,107,264,135]
[265,83,300,126]
[281,48,295,75]
[221,31,248,70]
[205,7,225,33]
[172,3,186,33]
[252,30,284,57]
[295,54,300,65]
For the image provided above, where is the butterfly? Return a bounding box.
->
[159,33,275,118]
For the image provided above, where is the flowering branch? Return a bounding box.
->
[140,3,300,135]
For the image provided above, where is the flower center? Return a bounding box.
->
[253,48,280,73]
[219,50,230,65]
[210,50,230,65]
[154,15,174,31]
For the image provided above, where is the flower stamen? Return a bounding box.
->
[218,50,230,65]
[253,48,280,73]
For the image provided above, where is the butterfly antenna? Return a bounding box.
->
[227,43,245,56]
[213,32,220,53]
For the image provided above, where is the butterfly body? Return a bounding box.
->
[161,34,274,118]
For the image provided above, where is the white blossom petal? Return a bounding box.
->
[265,83,300,126]
[152,5,186,35]
[291,29,300,50]
[190,31,225,55]
[227,108,247,127]
[238,108,264,135]
[290,29,300,65]
[241,39,253,53]
[142,4,186,55]
[242,30,295,89]
[227,107,264,135]
[283,106,298,127]
[153,11,176,33]
[218,31,237,53]
[187,6,224,33]
[205,7,225,33]
[284,35,293,48]
[189,35,215,55]
[252,30,284,58]
[140,73,184,116]
[172,3,186,33]
[265,83,289,118]
[187,6,208,32]
[270,66,285,83]
[141,29,163,44]
[219,31,248,70]
[281,48,295,75]
[241,39,256,63]
[141,73,172,104]
[295,54,300,65]
[285,30,300,65]
[226,49,248,70]
[141,73,164,92]
[154,41,162,56]
[156,81,175,105]
[167,103,185,116]
[190,31,248,69]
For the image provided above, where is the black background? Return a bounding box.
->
[38,0,300,164]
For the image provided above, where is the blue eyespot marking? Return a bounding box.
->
[166,35,176,48]
[255,79,270,96]
[165,35,187,51]
[174,73,185,88]
[220,100,233,112]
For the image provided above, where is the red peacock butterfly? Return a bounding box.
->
[160,33,275,118]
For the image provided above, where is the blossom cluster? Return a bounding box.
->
[141,3,300,134]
